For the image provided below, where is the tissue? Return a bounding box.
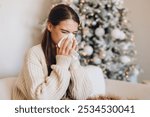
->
[57,33,79,59]
[57,33,74,48]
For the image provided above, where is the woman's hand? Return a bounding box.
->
[71,38,78,52]
[56,37,78,56]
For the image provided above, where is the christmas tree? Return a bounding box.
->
[62,0,141,82]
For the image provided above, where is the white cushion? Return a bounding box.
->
[0,77,16,100]
[85,66,106,96]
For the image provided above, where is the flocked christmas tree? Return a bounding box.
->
[61,0,141,82]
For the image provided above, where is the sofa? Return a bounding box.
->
[0,77,150,100]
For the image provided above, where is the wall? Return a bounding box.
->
[0,0,150,82]
[124,0,150,82]
[0,0,60,78]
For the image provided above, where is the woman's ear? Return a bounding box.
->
[47,22,53,32]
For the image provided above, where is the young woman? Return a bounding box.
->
[12,4,105,100]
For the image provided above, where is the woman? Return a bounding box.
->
[12,4,105,100]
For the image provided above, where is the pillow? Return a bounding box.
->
[85,65,106,97]
[0,77,16,100]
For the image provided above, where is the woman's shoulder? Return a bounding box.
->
[25,43,44,60]
[29,44,42,53]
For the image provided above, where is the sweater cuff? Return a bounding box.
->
[70,56,80,69]
[56,55,71,68]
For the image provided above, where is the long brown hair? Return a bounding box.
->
[41,4,80,76]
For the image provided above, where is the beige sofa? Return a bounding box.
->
[0,77,150,100]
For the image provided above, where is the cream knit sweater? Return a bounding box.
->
[12,44,105,100]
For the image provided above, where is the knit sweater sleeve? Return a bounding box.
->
[68,56,106,100]
[24,48,71,100]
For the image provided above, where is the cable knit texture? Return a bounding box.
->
[12,44,105,100]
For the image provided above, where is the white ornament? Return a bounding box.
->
[133,68,139,76]
[83,45,93,56]
[97,38,107,49]
[111,28,121,39]
[95,27,105,37]
[120,56,131,64]
[130,75,138,83]
[130,68,139,83]
[92,21,97,26]
[120,31,126,40]
[120,42,131,50]
[112,0,124,5]
[93,56,101,64]
[112,0,124,9]
[111,28,126,40]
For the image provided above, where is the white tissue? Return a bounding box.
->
[57,33,74,48]
[57,33,79,60]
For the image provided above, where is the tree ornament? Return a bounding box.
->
[120,56,131,64]
[93,56,101,64]
[111,28,126,40]
[95,27,105,37]
[92,21,97,26]
[83,45,93,56]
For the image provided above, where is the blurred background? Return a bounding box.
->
[0,0,149,83]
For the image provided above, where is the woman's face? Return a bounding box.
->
[47,19,78,44]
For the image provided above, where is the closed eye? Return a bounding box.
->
[61,29,78,35]
[61,31,69,34]
[61,29,69,33]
